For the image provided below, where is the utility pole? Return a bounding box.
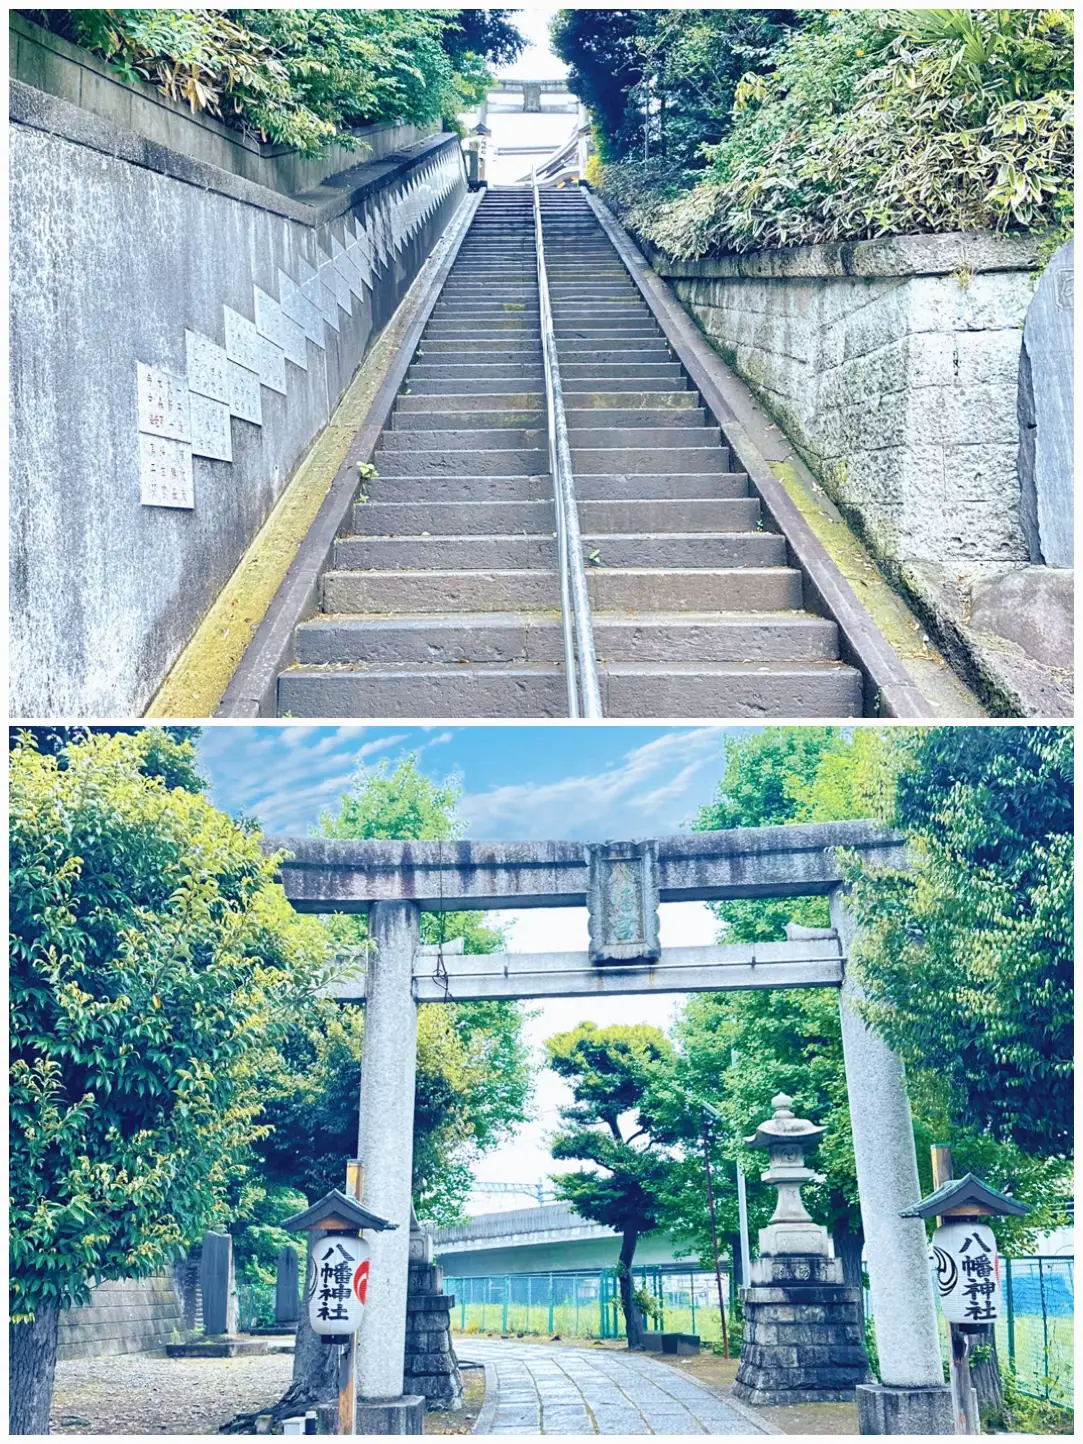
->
[701,1113,729,1357]
[731,1049,752,1289]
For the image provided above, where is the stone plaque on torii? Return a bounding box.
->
[271,823,952,1436]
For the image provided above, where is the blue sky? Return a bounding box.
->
[197,724,755,842]
[195,723,756,1199]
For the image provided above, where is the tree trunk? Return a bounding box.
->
[222,1234,338,1431]
[832,1222,865,1290]
[10,1305,60,1435]
[618,1228,647,1351]
[970,1324,1003,1418]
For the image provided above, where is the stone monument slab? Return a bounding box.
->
[139,433,194,509]
[223,306,262,375]
[190,393,233,462]
[185,330,230,405]
[586,840,661,964]
[137,363,190,442]
[200,1230,235,1337]
[228,360,263,426]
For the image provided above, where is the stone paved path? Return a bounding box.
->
[464,1340,763,1436]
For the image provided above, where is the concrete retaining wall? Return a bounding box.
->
[10,79,467,716]
[58,1273,185,1361]
[648,232,1039,572]
[10,13,437,196]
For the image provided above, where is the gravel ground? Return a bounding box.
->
[52,1352,294,1435]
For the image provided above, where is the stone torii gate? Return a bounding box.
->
[274,823,952,1435]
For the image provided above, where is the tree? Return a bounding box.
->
[849,726,1073,1157]
[545,1022,675,1349]
[9,730,329,1434]
[675,988,865,1286]
[550,9,647,161]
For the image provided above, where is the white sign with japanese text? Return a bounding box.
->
[306,1235,370,1335]
[933,1221,1002,1326]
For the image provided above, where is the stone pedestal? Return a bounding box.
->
[856,1382,955,1435]
[734,1254,871,1405]
[354,1396,426,1435]
[404,1255,463,1411]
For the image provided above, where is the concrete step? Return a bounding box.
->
[379,427,545,451]
[563,377,688,394]
[373,448,548,477]
[294,611,842,666]
[391,409,545,431]
[566,426,722,449]
[402,378,547,397]
[398,391,543,411]
[564,407,706,427]
[278,659,861,719]
[571,447,732,474]
[321,566,804,615]
[332,532,785,570]
[351,500,555,535]
[361,473,751,504]
[350,497,759,536]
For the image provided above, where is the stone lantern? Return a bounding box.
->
[733,1094,872,1407]
[748,1093,831,1262]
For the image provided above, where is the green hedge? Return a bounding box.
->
[21,8,517,154]
[598,9,1073,257]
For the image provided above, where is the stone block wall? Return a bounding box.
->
[58,1273,185,1361]
[651,232,1038,574]
[10,79,466,716]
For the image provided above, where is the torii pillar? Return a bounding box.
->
[354,900,425,1432]
[831,887,954,1435]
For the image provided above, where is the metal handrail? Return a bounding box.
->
[531,168,602,718]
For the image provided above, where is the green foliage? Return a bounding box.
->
[551,9,800,169]
[848,726,1074,1159]
[546,1022,675,1237]
[668,725,1072,1277]
[997,1364,1075,1434]
[9,730,330,1321]
[27,8,524,154]
[598,9,1074,255]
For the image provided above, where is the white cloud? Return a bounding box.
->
[459,727,729,839]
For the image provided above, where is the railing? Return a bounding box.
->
[531,168,602,718]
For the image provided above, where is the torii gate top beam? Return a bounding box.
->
[270,822,904,914]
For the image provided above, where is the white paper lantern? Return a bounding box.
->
[932,1220,1001,1326]
[306,1234,371,1335]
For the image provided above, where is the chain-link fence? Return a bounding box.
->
[444,1267,733,1344]
[998,1257,1073,1407]
[449,1255,1072,1408]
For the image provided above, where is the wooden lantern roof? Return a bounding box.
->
[899,1173,1031,1220]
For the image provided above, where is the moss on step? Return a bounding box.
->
[767,459,984,716]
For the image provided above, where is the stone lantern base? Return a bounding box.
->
[404,1255,463,1411]
[733,1254,872,1406]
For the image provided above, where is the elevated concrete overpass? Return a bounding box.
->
[433,1203,695,1276]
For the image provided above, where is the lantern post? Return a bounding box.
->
[283,1190,397,1434]
[901,1169,1030,1435]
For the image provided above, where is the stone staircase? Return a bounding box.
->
[278,185,863,716]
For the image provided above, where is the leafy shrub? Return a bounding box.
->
[22,8,519,154]
[600,9,1074,256]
